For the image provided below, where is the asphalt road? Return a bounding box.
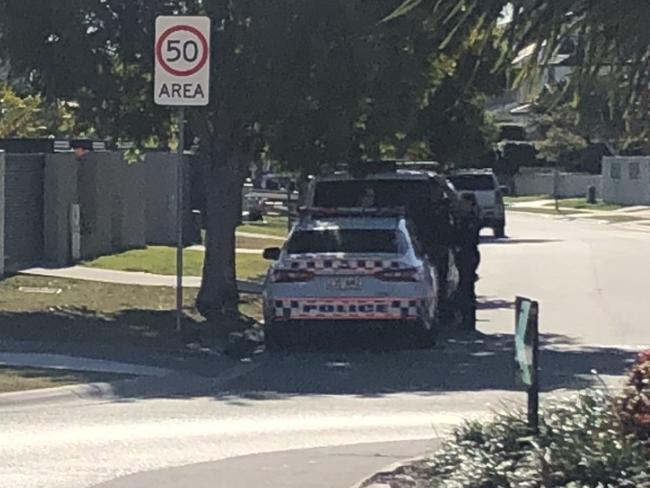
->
[2,212,648,488]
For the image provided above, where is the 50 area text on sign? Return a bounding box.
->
[154,16,210,106]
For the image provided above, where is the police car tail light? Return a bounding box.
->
[375,267,421,282]
[272,269,314,283]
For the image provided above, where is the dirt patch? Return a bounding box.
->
[361,460,431,488]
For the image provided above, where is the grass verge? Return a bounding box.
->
[508,206,590,215]
[238,215,289,237]
[0,366,132,394]
[0,275,263,350]
[504,195,548,204]
[586,215,647,224]
[236,235,283,250]
[83,246,269,281]
[544,198,623,211]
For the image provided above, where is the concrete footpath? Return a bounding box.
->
[20,265,263,293]
[0,352,170,377]
[510,198,650,219]
[92,439,439,488]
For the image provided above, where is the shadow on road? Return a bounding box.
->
[101,327,638,404]
[480,237,562,245]
[1,300,638,404]
[477,296,515,310]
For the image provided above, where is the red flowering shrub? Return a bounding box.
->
[618,349,650,450]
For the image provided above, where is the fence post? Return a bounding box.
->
[70,204,81,262]
[0,151,5,278]
[553,169,560,211]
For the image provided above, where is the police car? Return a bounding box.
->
[262,208,439,348]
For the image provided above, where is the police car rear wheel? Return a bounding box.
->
[410,319,437,349]
[265,321,291,351]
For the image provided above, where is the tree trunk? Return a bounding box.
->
[196,157,243,320]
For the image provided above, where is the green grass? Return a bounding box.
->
[236,235,284,250]
[83,246,269,281]
[504,195,549,203]
[84,246,204,276]
[586,215,646,224]
[0,367,132,394]
[544,198,623,211]
[238,216,289,237]
[0,275,263,350]
[508,206,589,215]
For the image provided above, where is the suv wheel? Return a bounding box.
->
[493,222,506,238]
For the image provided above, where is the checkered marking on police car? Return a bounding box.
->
[287,258,402,273]
[273,298,425,320]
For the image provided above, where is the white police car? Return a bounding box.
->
[262,208,439,348]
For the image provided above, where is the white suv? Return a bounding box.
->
[448,170,506,237]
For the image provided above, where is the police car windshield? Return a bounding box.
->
[287,229,405,254]
[448,174,495,191]
[313,180,431,207]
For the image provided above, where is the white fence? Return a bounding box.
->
[514,170,602,198]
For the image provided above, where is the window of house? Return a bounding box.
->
[610,162,621,179]
[629,162,640,180]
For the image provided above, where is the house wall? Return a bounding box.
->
[602,157,650,205]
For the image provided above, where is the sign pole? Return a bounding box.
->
[515,296,540,435]
[176,106,185,333]
[528,301,540,435]
[154,15,210,334]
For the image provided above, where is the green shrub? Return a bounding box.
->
[422,389,650,487]
[619,350,650,447]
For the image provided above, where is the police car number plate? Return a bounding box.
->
[326,277,362,290]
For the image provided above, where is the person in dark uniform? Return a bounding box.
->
[407,184,455,319]
[453,193,481,330]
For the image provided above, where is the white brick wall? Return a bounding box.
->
[602,157,650,205]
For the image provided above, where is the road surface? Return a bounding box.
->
[2,212,648,488]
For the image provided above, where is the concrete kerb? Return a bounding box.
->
[0,359,263,408]
[0,379,121,408]
[0,352,173,407]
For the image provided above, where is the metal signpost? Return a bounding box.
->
[154,16,211,332]
[515,296,540,434]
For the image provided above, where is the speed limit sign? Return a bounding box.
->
[154,16,210,106]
